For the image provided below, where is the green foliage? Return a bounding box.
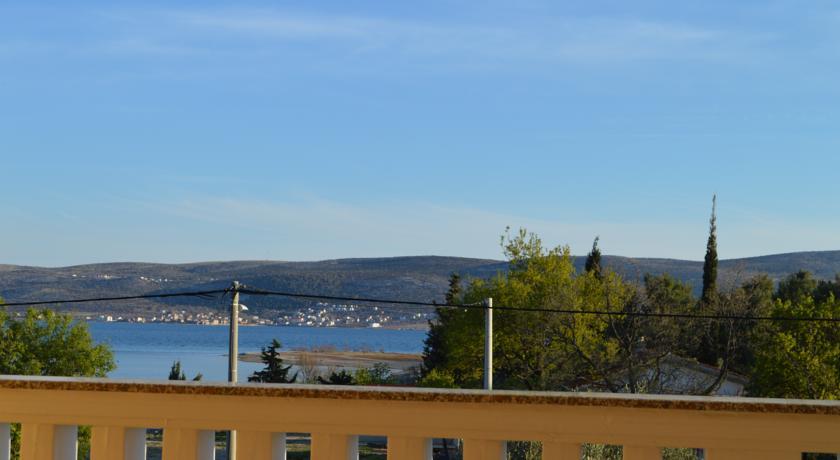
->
[696,275,775,379]
[584,236,602,280]
[168,360,186,380]
[749,281,840,399]
[317,364,395,386]
[0,308,115,377]
[506,441,541,460]
[701,195,718,304]
[424,228,634,391]
[417,369,457,388]
[0,308,114,460]
[168,360,202,381]
[581,444,622,459]
[445,273,462,305]
[317,370,355,385]
[776,270,818,304]
[248,339,298,383]
[354,362,394,385]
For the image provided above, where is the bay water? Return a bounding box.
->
[88,322,427,382]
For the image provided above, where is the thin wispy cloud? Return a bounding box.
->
[1,6,757,66]
[159,9,736,63]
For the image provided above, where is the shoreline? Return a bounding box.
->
[239,350,423,372]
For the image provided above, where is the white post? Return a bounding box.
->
[229,280,241,383]
[484,297,493,390]
[0,423,10,460]
[125,428,147,460]
[228,280,241,460]
[272,433,287,460]
[197,430,216,459]
[53,425,78,460]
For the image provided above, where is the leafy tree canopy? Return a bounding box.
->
[423,228,634,391]
[0,308,114,377]
[749,274,840,400]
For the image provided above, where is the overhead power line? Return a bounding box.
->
[0,285,838,324]
[241,287,840,324]
[0,289,228,307]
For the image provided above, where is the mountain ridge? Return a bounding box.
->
[2,251,839,316]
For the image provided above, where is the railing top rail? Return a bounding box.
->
[1,375,837,416]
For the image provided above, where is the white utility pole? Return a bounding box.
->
[484,297,493,390]
[228,280,241,460]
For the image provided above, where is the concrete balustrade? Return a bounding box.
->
[0,375,838,460]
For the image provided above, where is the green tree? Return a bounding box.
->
[775,270,818,304]
[445,273,462,305]
[701,195,718,305]
[0,308,115,377]
[749,277,840,399]
[0,308,115,459]
[354,362,394,385]
[423,228,632,391]
[169,360,186,380]
[610,274,699,394]
[248,339,298,383]
[584,236,602,280]
[417,369,457,388]
[422,273,463,376]
[168,360,202,381]
[317,370,355,385]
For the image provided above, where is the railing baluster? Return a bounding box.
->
[53,425,78,460]
[623,445,660,460]
[125,428,148,460]
[271,433,287,459]
[237,430,273,460]
[92,426,147,460]
[196,430,215,459]
[311,433,358,460]
[541,441,581,459]
[706,449,802,460]
[162,428,215,460]
[463,439,506,460]
[0,423,10,460]
[387,436,432,460]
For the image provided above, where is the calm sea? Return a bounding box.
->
[88,322,427,383]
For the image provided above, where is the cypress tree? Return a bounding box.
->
[168,359,202,381]
[168,360,186,380]
[702,195,718,305]
[584,236,602,279]
[445,273,462,305]
[249,339,298,383]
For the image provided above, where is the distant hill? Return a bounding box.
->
[1,251,840,316]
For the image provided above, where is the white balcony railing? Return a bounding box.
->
[0,376,838,459]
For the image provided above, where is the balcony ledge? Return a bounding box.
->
[1,375,837,416]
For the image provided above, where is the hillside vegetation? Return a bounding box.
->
[1,252,840,316]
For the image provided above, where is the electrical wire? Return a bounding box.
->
[0,289,229,307]
[1,285,837,323]
[240,287,840,324]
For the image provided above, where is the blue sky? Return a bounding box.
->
[2,0,840,266]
